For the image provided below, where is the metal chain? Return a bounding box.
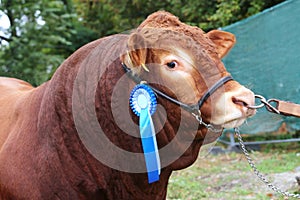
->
[192,93,299,197]
[192,111,223,133]
[234,127,300,199]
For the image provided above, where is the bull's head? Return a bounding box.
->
[119,11,255,169]
[122,11,255,131]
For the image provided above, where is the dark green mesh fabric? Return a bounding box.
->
[222,0,300,133]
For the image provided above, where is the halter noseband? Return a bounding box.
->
[122,63,233,131]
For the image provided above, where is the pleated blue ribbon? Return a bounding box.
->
[130,84,160,183]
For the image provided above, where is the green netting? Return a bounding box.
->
[222,0,300,134]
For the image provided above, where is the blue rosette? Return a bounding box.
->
[129,84,157,117]
[129,84,160,184]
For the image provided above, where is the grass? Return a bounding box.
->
[167,147,300,200]
[257,151,300,173]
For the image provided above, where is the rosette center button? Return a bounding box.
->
[137,94,148,109]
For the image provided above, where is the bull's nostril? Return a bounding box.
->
[232,97,248,107]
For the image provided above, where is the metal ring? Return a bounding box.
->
[267,98,279,105]
[247,94,266,109]
[192,111,203,124]
[265,99,280,114]
[257,97,280,114]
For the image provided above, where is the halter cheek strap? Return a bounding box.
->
[197,75,233,108]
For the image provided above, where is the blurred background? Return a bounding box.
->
[0,0,284,86]
[1,0,299,199]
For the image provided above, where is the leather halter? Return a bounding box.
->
[122,63,233,114]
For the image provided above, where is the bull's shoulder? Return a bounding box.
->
[0,77,35,107]
[0,77,34,92]
[0,77,35,149]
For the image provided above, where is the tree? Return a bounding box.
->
[0,0,78,85]
[0,0,285,85]
[72,0,285,35]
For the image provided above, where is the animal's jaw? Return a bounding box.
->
[193,116,249,144]
[221,117,247,129]
[213,109,256,129]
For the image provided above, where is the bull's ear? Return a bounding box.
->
[207,30,236,59]
[122,32,148,72]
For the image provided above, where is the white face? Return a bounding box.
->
[212,86,255,128]
[157,49,256,129]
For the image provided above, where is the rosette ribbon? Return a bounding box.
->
[130,84,161,183]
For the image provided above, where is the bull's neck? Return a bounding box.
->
[48,68,174,199]
[38,34,204,198]
[37,40,176,198]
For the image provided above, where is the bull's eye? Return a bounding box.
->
[166,61,177,69]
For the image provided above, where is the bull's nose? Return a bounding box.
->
[232,89,256,116]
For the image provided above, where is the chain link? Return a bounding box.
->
[192,111,223,133]
[234,127,300,199]
[247,95,280,114]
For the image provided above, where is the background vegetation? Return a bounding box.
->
[167,149,300,199]
[0,0,285,85]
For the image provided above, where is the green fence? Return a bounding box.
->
[222,0,300,134]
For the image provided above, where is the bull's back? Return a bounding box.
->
[0,77,35,149]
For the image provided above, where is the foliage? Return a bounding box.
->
[0,0,285,85]
[73,0,285,34]
[0,0,74,85]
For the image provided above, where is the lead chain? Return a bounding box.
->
[234,127,300,199]
[192,111,223,133]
